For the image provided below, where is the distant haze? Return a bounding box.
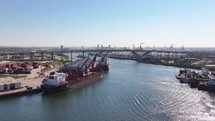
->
[0,0,215,47]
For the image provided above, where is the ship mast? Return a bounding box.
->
[61,59,71,75]
[86,53,97,71]
[78,58,90,72]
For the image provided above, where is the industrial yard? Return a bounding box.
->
[0,56,102,97]
[0,61,51,97]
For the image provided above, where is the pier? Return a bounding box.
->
[0,65,49,97]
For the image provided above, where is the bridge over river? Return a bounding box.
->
[0,48,213,62]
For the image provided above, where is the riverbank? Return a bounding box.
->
[108,56,215,71]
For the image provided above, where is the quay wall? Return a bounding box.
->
[0,88,42,98]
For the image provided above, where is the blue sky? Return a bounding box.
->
[0,0,215,47]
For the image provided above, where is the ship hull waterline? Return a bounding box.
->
[42,72,103,93]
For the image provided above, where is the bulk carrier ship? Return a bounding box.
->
[41,55,103,93]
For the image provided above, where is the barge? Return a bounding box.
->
[198,78,215,92]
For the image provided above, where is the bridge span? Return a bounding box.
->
[0,48,190,61]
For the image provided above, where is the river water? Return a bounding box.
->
[1,59,215,121]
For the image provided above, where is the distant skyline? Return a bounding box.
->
[0,0,215,47]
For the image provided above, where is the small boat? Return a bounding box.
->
[175,69,190,80]
[176,69,191,83]
[175,73,183,79]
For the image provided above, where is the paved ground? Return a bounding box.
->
[0,66,52,96]
[17,67,48,88]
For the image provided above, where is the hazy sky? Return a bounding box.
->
[0,0,215,47]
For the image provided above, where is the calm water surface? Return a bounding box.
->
[1,59,215,121]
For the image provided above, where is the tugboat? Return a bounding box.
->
[41,55,103,93]
[176,69,191,83]
[175,69,190,80]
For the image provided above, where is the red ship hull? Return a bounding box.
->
[69,72,103,89]
[42,72,103,93]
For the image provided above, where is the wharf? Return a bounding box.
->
[0,67,50,98]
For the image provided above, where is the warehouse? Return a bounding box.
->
[0,77,22,91]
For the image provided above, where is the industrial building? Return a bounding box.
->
[0,77,22,91]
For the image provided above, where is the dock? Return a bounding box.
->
[0,67,50,98]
